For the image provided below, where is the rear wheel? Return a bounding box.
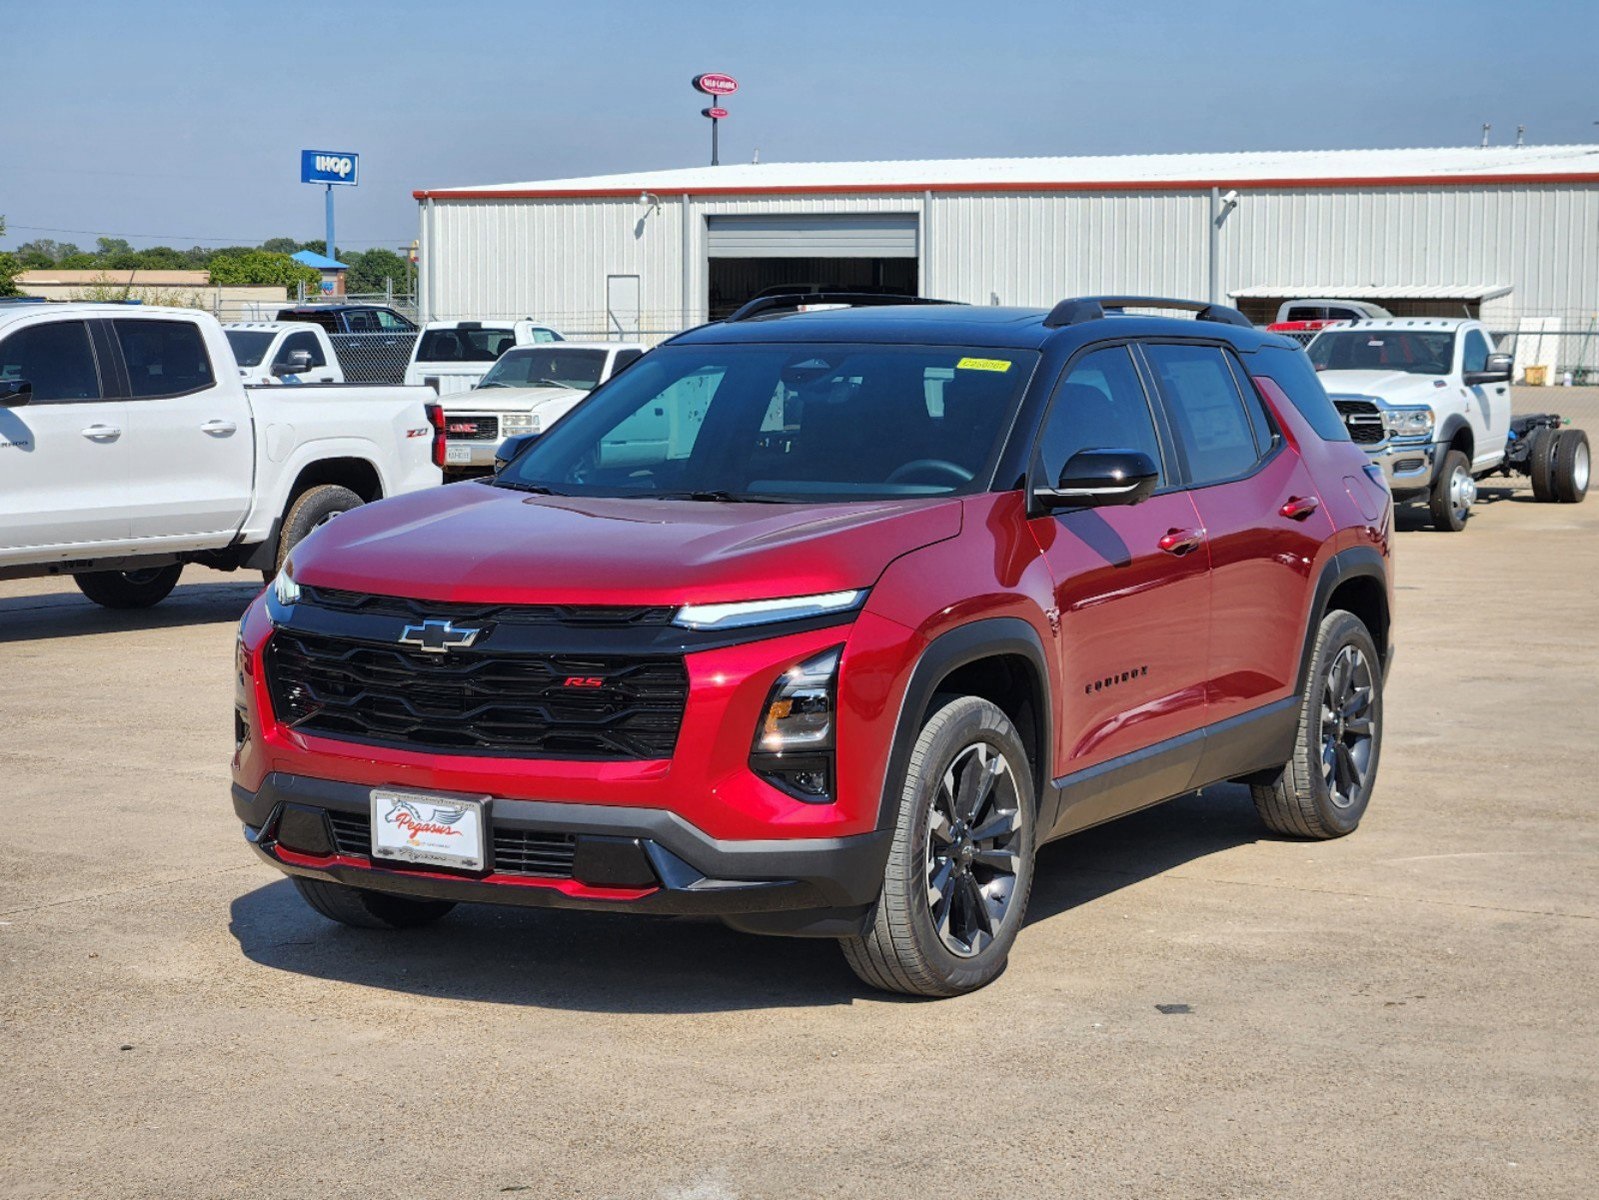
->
[291,877,456,930]
[1528,427,1559,502]
[73,564,184,609]
[1552,429,1590,503]
[265,483,364,582]
[841,696,1037,998]
[1428,448,1474,531]
[1252,609,1383,839]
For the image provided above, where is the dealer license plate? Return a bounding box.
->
[370,789,486,871]
[445,442,473,465]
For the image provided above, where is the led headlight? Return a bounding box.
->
[264,562,300,625]
[1382,406,1435,439]
[751,646,842,801]
[674,589,866,631]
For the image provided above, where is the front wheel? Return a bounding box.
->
[292,877,456,930]
[841,696,1037,998]
[73,564,184,609]
[1428,448,1474,531]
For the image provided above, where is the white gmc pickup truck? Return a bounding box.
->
[1307,317,1588,530]
[0,303,443,608]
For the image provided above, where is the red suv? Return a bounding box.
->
[233,294,1393,997]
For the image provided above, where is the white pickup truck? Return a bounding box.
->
[1307,317,1589,530]
[223,321,343,385]
[403,319,563,398]
[0,303,443,608]
[438,341,645,475]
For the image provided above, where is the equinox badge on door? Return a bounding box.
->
[398,619,482,654]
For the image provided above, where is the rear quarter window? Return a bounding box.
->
[1247,344,1351,442]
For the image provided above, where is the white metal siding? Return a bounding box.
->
[704,213,919,258]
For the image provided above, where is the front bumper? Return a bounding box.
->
[237,772,891,937]
[1366,437,1439,499]
[442,437,501,470]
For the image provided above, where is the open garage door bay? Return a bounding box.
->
[706,213,920,320]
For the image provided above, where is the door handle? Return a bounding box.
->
[200,419,238,436]
[81,424,121,441]
[1279,495,1320,521]
[1158,528,1205,556]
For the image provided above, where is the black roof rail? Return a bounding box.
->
[724,291,964,323]
[1042,295,1254,330]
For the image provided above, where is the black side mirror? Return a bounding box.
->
[272,349,314,377]
[1464,352,1513,386]
[494,432,541,473]
[0,379,32,408]
[1035,448,1160,511]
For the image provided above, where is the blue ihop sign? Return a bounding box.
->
[300,150,359,186]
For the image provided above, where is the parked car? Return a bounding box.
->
[1307,317,1588,529]
[234,292,1394,997]
[437,341,646,475]
[403,320,564,398]
[0,304,443,607]
[224,321,343,385]
[1268,299,1394,344]
[274,305,419,384]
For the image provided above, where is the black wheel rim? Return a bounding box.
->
[1321,645,1376,810]
[121,568,166,586]
[925,741,1024,958]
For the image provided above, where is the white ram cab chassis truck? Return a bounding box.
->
[0,303,443,608]
[222,321,344,385]
[1306,317,1588,531]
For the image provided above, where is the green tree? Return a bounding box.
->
[206,250,321,289]
[344,247,408,294]
[0,215,19,296]
[13,238,82,266]
[95,236,133,257]
[260,237,301,255]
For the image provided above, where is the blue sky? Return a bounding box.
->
[3,0,1596,253]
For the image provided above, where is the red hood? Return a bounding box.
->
[289,483,964,605]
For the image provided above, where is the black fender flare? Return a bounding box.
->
[1296,545,1390,694]
[1435,413,1474,469]
[872,616,1053,836]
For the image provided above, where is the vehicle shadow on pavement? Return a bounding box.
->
[0,580,261,643]
[228,786,1264,1012]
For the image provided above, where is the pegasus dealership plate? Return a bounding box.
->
[370,789,487,871]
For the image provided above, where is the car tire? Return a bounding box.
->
[1427,448,1473,531]
[291,877,456,930]
[1252,609,1383,840]
[72,564,184,610]
[266,484,364,581]
[1528,427,1559,502]
[1552,428,1590,503]
[840,695,1037,998]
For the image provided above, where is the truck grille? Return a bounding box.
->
[302,587,674,628]
[265,631,688,759]
[1333,399,1386,444]
[445,414,499,441]
[323,809,576,878]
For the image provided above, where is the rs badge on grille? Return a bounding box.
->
[398,619,482,654]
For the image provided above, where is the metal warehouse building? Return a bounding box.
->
[413,144,1599,356]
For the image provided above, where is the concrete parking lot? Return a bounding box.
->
[2,393,1595,1199]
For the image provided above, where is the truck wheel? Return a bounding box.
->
[840,696,1037,998]
[1528,427,1559,502]
[291,877,455,930]
[1552,429,1590,503]
[268,484,364,579]
[1427,449,1474,531]
[1252,609,1383,840]
[72,564,184,610]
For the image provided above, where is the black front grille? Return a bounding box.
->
[301,587,674,628]
[1334,399,1386,444]
[320,808,576,878]
[445,414,499,441]
[266,631,688,759]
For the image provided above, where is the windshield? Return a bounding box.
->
[416,326,517,363]
[1307,330,1456,376]
[478,348,609,390]
[495,342,1038,502]
[225,330,276,367]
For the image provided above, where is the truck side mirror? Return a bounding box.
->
[0,379,32,407]
[273,349,314,378]
[1465,352,1513,386]
[1034,448,1160,511]
[494,432,541,473]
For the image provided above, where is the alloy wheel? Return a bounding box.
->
[1321,645,1376,810]
[925,742,1025,957]
[1447,463,1476,523]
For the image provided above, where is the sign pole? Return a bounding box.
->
[711,115,719,167]
[325,183,335,261]
[691,74,737,168]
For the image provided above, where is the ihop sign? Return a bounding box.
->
[300,150,359,186]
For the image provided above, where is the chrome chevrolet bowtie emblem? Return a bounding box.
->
[398,619,481,654]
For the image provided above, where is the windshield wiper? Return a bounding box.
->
[493,480,565,495]
[532,379,570,389]
[648,490,789,503]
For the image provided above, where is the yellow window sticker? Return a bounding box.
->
[955,357,1012,373]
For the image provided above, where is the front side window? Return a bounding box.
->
[1144,343,1261,486]
[1462,329,1490,374]
[1307,329,1455,376]
[478,348,610,391]
[496,343,1038,501]
[1036,346,1165,486]
[373,310,415,331]
[112,319,215,399]
[280,331,326,368]
[0,320,101,402]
